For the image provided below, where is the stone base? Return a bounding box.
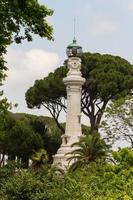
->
[53,145,78,170]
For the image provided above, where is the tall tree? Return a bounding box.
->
[26,67,67,133]
[0,0,53,112]
[0,113,16,166]
[29,115,62,160]
[26,53,133,133]
[102,96,133,148]
[0,113,62,166]
[7,120,43,168]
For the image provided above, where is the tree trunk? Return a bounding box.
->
[0,154,5,167]
[55,118,65,134]
[8,154,16,161]
[21,157,29,168]
[90,116,99,133]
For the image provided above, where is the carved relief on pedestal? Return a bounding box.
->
[67,57,81,76]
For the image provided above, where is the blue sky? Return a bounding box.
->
[39,0,133,61]
[3,0,133,123]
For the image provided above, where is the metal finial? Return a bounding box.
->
[73,17,76,43]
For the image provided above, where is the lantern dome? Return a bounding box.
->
[66,37,82,58]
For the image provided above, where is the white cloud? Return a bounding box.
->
[5,48,60,83]
[3,48,60,114]
[90,19,117,36]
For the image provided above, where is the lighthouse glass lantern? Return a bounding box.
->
[66,37,82,58]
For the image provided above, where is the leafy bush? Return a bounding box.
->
[0,148,133,200]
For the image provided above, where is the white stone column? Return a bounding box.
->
[53,57,85,169]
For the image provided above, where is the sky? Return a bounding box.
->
[3,0,133,124]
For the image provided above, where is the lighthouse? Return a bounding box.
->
[53,38,85,169]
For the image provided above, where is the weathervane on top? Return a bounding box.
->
[66,17,83,58]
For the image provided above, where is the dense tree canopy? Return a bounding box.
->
[26,66,67,133]
[26,52,133,133]
[0,0,53,56]
[0,0,53,113]
[0,113,62,167]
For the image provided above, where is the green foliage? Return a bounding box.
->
[0,170,43,200]
[102,96,133,147]
[8,120,43,163]
[26,53,133,132]
[112,148,133,168]
[31,149,49,172]
[0,113,16,158]
[0,0,53,55]
[0,0,53,114]
[68,133,110,171]
[0,149,133,200]
[81,53,133,99]
[0,161,17,184]
[28,115,62,158]
[25,66,67,133]
[0,112,62,166]
[0,112,44,167]
[26,66,67,109]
